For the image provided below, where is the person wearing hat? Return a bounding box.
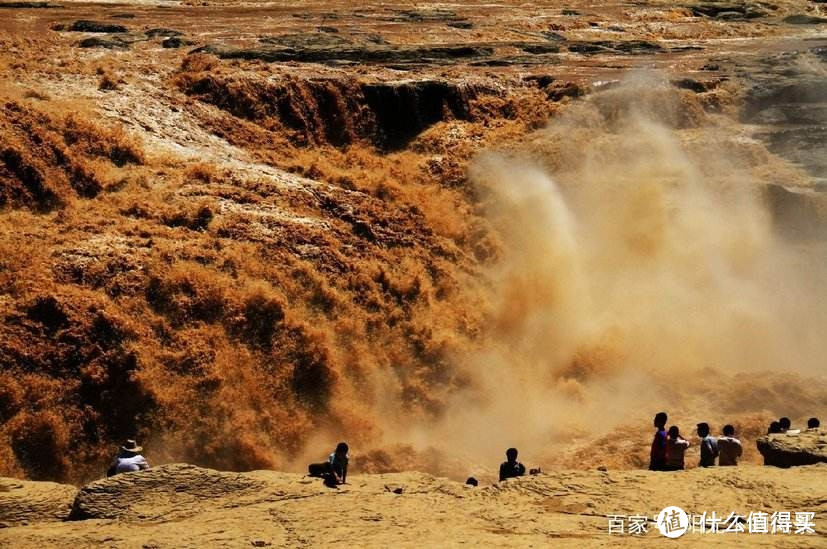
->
[107,439,149,476]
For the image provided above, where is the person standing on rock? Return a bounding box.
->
[696,422,718,467]
[717,425,742,466]
[107,439,149,476]
[649,412,669,471]
[499,447,526,481]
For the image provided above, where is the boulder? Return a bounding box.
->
[0,477,77,527]
[69,463,266,521]
[757,430,827,468]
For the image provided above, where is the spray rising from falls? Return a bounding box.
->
[375,74,827,475]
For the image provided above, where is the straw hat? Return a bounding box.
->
[121,439,143,453]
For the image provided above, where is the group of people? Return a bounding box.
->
[767,416,819,435]
[106,414,821,482]
[649,412,821,471]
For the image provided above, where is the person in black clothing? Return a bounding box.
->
[499,448,526,481]
[807,417,820,430]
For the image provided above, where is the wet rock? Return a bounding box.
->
[259,32,352,49]
[69,463,266,521]
[78,34,145,49]
[520,43,561,54]
[390,9,466,24]
[690,2,768,18]
[783,14,827,25]
[145,28,183,38]
[362,80,475,149]
[763,184,827,240]
[68,20,128,33]
[0,1,55,7]
[567,40,662,55]
[163,36,196,49]
[540,31,567,42]
[671,77,718,93]
[193,43,493,65]
[757,430,827,467]
[0,477,77,526]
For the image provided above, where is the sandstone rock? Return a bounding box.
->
[69,463,267,521]
[0,477,76,527]
[757,430,827,467]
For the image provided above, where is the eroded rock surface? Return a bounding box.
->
[757,430,827,468]
[69,463,266,520]
[0,477,76,527]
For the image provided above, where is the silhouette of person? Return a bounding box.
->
[768,421,782,434]
[697,422,718,467]
[499,448,526,481]
[807,417,820,431]
[779,417,791,433]
[649,412,668,471]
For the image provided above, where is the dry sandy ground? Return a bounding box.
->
[1,463,826,548]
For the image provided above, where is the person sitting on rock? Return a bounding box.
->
[499,448,526,481]
[717,425,742,466]
[308,442,349,487]
[107,439,149,476]
[697,422,718,467]
[768,421,782,434]
[665,426,690,471]
[807,417,820,431]
[328,442,349,485]
[649,412,668,471]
